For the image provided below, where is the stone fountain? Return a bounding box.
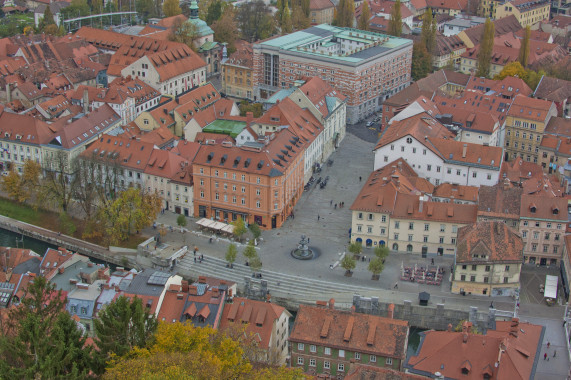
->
[291,235,315,260]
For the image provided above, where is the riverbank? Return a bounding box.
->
[0,214,128,266]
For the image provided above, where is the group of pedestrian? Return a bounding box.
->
[332,201,345,209]
[194,254,205,263]
[543,341,556,361]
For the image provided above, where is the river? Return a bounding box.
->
[0,227,57,255]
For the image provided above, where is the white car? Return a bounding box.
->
[366,121,373,127]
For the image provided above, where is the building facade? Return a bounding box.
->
[289,302,409,378]
[503,95,557,163]
[221,41,254,100]
[452,221,523,296]
[253,24,413,124]
[192,129,305,229]
[495,0,551,28]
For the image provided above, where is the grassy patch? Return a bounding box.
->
[0,197,149,248]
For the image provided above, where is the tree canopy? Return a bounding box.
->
[236,0,276,42]
[388,0,402,37]
[412,42,432,80]
[163,0,182,17]
[334,0,355,27]
[476,18,495,78]
[518,25,530,68]
[358,0,370,31]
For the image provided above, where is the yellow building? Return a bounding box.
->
[495,0,551,29]
[350,159,478,256]
[503,95,557,163]
[309,0,335,25]
[452,221,523,297]
[221,41,254,101]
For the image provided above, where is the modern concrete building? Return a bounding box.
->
[253,24,412,124]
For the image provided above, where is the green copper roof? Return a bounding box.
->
[199,40,219,52]
[258,24,411,63]
[203,119,247,138]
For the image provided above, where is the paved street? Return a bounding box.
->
[144,126,570,379]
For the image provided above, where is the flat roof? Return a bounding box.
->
[258,24,411,63]
[203,119,247,138]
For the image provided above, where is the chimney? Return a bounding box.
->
[6,83,10,103]
[387,303,394,319]
[462,321,472,343]
[509,318,519,337]
[82,88,89,114]
[329,298,335,309]
[503,178,510,190]
[58,266,64,274]
[419,195,424,213]
[181,280,189,293]
[246,112,253,127]
[447,323,453,332]
[198,276,207,284]
[462,144,467,158]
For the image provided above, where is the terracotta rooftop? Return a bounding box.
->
[193,127,305,177]
[405,319,544,380]
[82,134,155,172]
[144,149,192,185]
[219,297,288,349]
[540,134,571,157]
[456,221,523,263]
[506,94,554,122]
[433,183,479,202]
[477,183,522,219]
[356,0,413,19]
[520,193,567,220]
[534,76,571,104]
[223,40,253,69]
[345,364,427,380]
[309,0,335,10]
[544,116,571,137]
[289,304,409,359]
[461,15,522,46]
[426,0,468,10]
[297,76,346,118]
[374,112,455,151]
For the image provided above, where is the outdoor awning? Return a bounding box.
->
[221,224,235,234]
[196,218,215,228]
[544,275,558,299]
[211,221,226,230]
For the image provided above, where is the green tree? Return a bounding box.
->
[348,241,363,257]
[206,0,223,24]
[176,214,187,232]
[163,0,182,17]
[518,25,531,68]
[334,0,355,27]
[243,239,257,261]
[1,159,41,204]
[358,0,370,31]
[232,216,248,241]
[454,320,481,334]
[374,245,389,260]
[169,18,200,50]
[225,243,238,268]
[1,169,25,202]
[0,276,94,378]
[412,42,432,80]
[39,5,56,31]
[249,253,262,274]
[97,188,162,246]
[94,296,158,371]
[275,0,284,26]
[291,6,310,30]
[239,101,263,117]
[388,0,402,37]
[476,18,495,78]
[248,222,262,240]
[340,254,356,275]
[368,256,384,279]
[525,69,545,91]
[212,10,238,53]
[39,151,74,212]
[420,9,433,51]
[281,1,293,34]
[236,0,276,42]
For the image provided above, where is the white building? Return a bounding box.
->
[374,113,503,186]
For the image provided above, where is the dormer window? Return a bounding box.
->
[553,207,559,215]
[530,206,536,213]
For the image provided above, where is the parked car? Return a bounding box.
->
[366,121,373,127]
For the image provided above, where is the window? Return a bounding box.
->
[505,265,510,271]
[394,233,399,240]
[395,221,400,229]
[424,224,429,231]
[484,277,489,283]
[439,237,444,244]
[339,350,345,358]
[368,214,374,221]
[470,275,476,282]
[461,274,466,281]
[423,236,428,243]
[485,265,491,272]
[386,357,393,365]
[409,222,414,230]
[324,347,331,355]
[504,277,509,284]
[381,215,386,223]
[324,361,330,369]
[440,225,445,232]
[358,212,363,220]
[298,343,304,351]
[355,352,361,360]
[368,226,373,233]
[472,265,477,271]
[338,363,345,372]
[309,358,316,367]
[370,355,377,362]
[456,170,461,175]
[427,165,432,171]
[297,357,304,365]
[408,235,413,242]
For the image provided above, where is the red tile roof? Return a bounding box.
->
[297,76,346,118]
[345,365,426,380]
[219,297,287,349]
[433,183,479,202]
[144,149,192,185]
[406,319,543,380]
[426,0,468,10]
[310,0,335,10]
[82,135,155,172]
[477,183,523,220]
[456,221,524,263]
[520,193,567,220]
[290,304,409,359]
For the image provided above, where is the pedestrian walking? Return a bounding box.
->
[394,282,398,289]
[431,258,434,265]
[359,176,362,181]
[194,257,196,263]
[553,350,557,358]
[342,202,345,207]
[334,203,337,209]
[544,353,547,360]
[563,320,567,327]
[330,200,333,206]
[318,215,320,221]
[547,342,551,348]
[308,237,310,244]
